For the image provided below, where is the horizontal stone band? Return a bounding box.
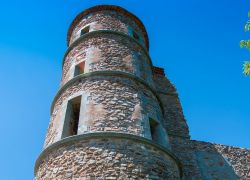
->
[62,30,152,68]
[50,71,164,114]
[34,132,183,177]
[66,5,149,49]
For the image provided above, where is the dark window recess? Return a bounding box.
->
[149,118,159,142]
[81,26,90,36]
[74,61,85,77]
[61,96,81,138]
[133,31,140,40]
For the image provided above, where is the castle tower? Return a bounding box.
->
[35,5,183,179]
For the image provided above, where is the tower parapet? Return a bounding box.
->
[35,5,182,179]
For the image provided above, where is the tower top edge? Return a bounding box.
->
[66,4,149,50]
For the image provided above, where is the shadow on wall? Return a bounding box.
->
[191,140,246,180]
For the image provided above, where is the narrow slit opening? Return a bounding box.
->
[133,31,139,41]
[149,118,159,142]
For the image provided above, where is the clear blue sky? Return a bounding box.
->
[0,0,249,179]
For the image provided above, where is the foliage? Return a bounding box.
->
[245,20,250,31]
[240,40,250,50]
[243,61,250,75]
[241,12,250,75]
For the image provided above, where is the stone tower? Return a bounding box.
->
[35,5,183,179]
[35,4,250,180]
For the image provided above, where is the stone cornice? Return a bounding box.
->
[157,90,179,97]
[62,30,152,69]
[50,71,164,115]
[67,5,149,50]
[34,132,183,177]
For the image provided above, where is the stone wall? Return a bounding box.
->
[45,74,168,148]
[69,10,146,48]
[36,134,181,180]
[169,136,203,179]
[169,136,250,180]
[62,33,153,86]
[38,5,250,180]
[191,140,250,180]
[153,69,190,138]
[154,68,250,179]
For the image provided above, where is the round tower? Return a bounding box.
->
[35,5,182,179]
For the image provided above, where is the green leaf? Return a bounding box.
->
[247,40,250,50]
[243,61,250,75]
[245,20,250,31]
[240,40,250,50]
[240,40,246,48]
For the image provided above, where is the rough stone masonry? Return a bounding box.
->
[35,5,250,180]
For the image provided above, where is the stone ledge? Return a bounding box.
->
[62,30,152,68]
[50,71,164,115]
[35,132,183,177]
[157,90,178,97]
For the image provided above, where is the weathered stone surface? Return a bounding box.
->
[169,136,203,179]
[37,137,181,180]
[69,10,147,48]
[36,4,250,180]
[45,75,166,148]
[155,70,250,180]
[191,140,250,180]
[62,33,153,86]
[153,73,190,138]
[169,136,250,180]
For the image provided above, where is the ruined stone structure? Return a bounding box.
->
[35,5,250,180]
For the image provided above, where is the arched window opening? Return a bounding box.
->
[62,96,81,138]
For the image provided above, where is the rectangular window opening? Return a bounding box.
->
[81,26,90,36]
[149,118,159,142]
[62,96,81,138]
[133,31,139,41]
[74,61,85,77]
